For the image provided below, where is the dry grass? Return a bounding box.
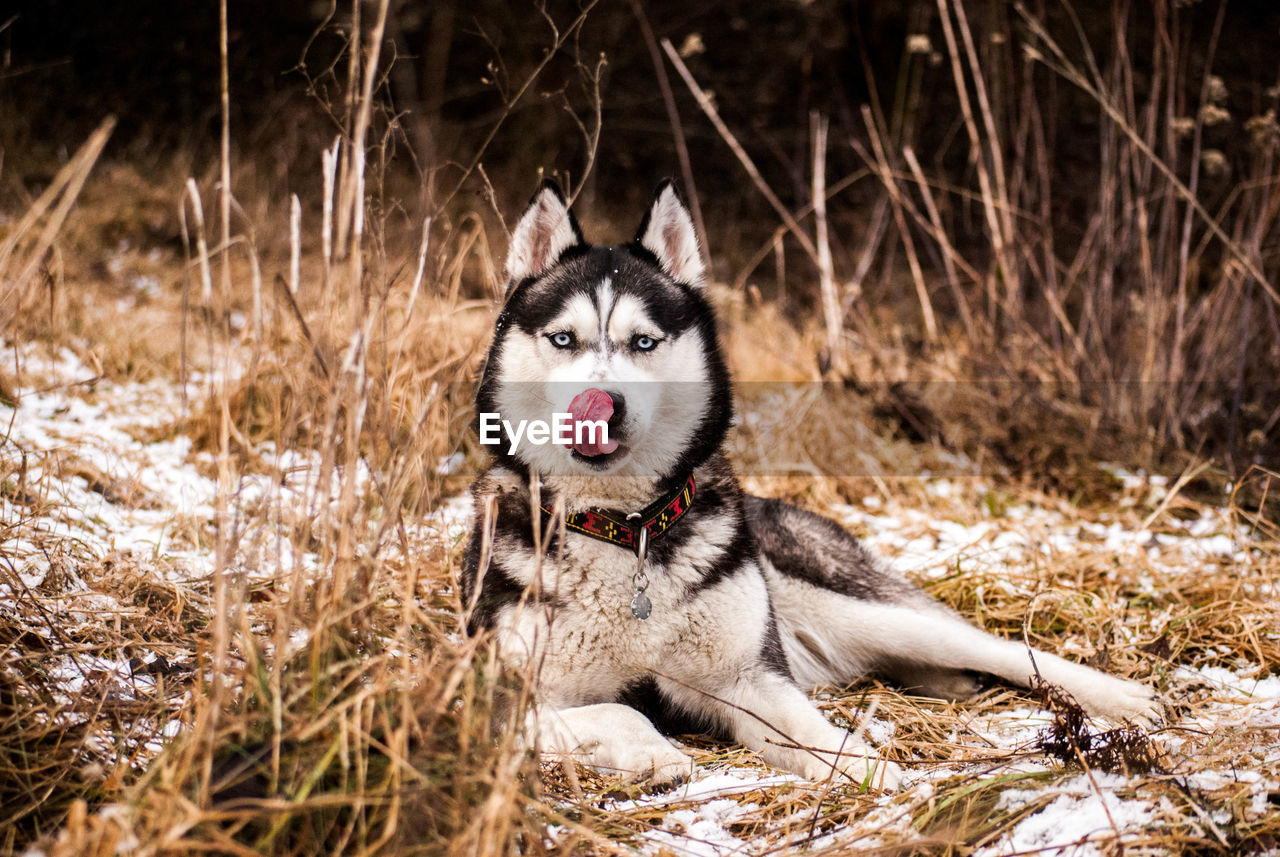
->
[2,2,1280,855]
[8,190,1278,855]
[3,6,529,852]
[524,471,1280,854]
[673,1,1280,476]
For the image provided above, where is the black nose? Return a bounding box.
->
[604,390,626,427]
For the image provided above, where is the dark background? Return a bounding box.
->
[3,0,1278,472]
[7,0,1277,252]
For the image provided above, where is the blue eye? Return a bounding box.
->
[633,335,658,352]
[549,332,575,349]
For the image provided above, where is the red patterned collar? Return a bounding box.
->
[540,473,697,554]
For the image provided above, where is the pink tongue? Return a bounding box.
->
[567,388,621,456]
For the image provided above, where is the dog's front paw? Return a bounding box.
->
[551,739,691,787]
[799,747,902,792]
[623,741,693,787]
[536,703,694,787]
[1077,676,1162,726]
[841,752,903,792]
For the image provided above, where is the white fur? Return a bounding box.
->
[491,514,901,788]
[490,285,711,493]
[481,184,1155,792]
[506,187,580,282]
[766,568,1159,723]
[639,185,705,286]
[504,535,1151,790]
[533,704,692,783]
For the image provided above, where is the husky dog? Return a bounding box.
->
[461,181,1158,789]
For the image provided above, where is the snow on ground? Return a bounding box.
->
[831,489,1253,584]
[2,346,398,595]
[583,660,1279,856]
[3,343,1278,855]
[977,772,1176,857]
[3,349,217,586]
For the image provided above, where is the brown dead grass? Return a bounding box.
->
[3,2,1280,855]
[5,184,1280,854]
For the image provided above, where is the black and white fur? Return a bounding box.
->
[462,181,1159,789]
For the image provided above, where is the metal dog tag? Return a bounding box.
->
[630,589,652,621]
[629,519,652,620]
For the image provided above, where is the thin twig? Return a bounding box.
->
[857,106,938,342]
[438,1,600,214]
[662,38,821,266]
[937,0,1011,316]
[902,145,977,342]
[630,0,707,248]
[810,112,844,372]
[1017,2,1280,307]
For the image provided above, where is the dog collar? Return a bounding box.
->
[540,473,696,622]
[539,473,697,554]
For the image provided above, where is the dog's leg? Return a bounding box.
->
[904,613,1158,722]
[774,580,1159,723]
[892,665,983,700]
[531,703,693,785]
[663,672,902,789]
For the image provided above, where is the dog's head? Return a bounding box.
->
[475,181,731,486]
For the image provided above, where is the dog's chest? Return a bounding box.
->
[495,520,769,705]
[543,537,700,634]
[503,507,738,610]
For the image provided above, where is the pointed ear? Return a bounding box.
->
[505,180,585,283]
[635,180,705,287]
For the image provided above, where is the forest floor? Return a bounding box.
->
[5,286,1279,854]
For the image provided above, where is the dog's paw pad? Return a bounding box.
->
[645,757,696,793]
